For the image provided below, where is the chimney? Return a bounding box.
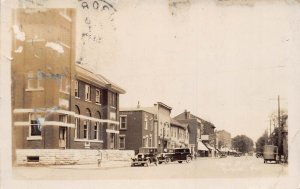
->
[137,101,140,108]
[184,110,190,119]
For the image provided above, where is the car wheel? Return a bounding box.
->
[186,156,191,163]
[178,161,183,163]
[145,159,150,167]
[165,157,170,164]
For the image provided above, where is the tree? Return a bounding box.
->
[256,132,268,153]
[232,135,254,153]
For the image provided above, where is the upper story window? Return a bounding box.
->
[111,92,117,107]
[26,71,43,91]
[74,80,79,98]
[60,76,70,94]
[85,84,91,101]
[144,117,148,130]
[120,116,127,130]
[96,89,100,104]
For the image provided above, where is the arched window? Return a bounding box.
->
[83,108,91,139]
[93,111,101,140]
[74,105,80,139]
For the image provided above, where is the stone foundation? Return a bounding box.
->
[16,149,135,166]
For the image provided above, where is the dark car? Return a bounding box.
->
[234,152,242,157]
[131,147,158,167]
[157,153,173,164]
[167,148,192,163]
[256,152,263,158]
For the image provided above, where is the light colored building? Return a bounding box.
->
[170,118,189,148]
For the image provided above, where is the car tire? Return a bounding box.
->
[158,162,162,164]
[145,159,150,167]
[178,161,183,163]
[165,157,170,164]
[186,156,191,163]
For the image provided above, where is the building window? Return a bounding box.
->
[74,80,79,98]
[149,135,152,147]
[60,76,70,93]
[144,117,148,130]
[120,116,127,130]
[27,72,43,90]
[94,122,100,140]
[111,92,117,107]
[119,135,125,149]
[143,137,148,147]
[85,84,91,101]
[29,114,42,136]
[95,89,100,104]
[83,120,89,139]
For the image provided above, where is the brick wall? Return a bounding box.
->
[16,149,134,165]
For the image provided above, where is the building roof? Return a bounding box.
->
[174,111,216,129]
[170,118,188,130]
[75,64,126,94]
[157,102,172,110]
[120,107,155,115]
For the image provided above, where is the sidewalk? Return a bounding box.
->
[49,160,131,170]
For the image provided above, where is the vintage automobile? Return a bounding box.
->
[256,152,263,158]
[165,148,192,163]
[157,152,173,164]
[131,147,158,167]
[263,145,279,164]
[234,152,242,157]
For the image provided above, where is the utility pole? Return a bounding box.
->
[269,119,272,145]
[278,95,282,158]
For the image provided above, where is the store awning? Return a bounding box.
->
[205,144,215,150]
[197,141,209,151]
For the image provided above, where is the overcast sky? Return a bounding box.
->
[76,0,299,142]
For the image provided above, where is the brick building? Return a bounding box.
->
[11,9,125,164]
[174,110,203,156]
[119,102,173,153]
[119,108,156,154]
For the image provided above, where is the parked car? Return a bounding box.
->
[166,148,192,163]
[234,152,242,157]
[131,147,158,167]
[219,153,227,158]
[157,153,173,164]
[256,152,263,158]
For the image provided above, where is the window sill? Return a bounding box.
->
[27,136,42,140]
[75,96,80,99]
[85,99,92,103]
[96,102,101,105]
[110,106,116,109]
[25,88,44,92]
[74,138,103,143]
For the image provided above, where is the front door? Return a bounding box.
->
[59,126,67,149]
[59,114,68,149]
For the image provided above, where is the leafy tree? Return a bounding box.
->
[232,135,254,153]
[256,132,268,153]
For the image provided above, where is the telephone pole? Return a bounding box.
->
[277,95,282,158]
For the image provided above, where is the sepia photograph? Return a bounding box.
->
[1,0,300,189]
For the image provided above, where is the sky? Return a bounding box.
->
[76,0,299,142]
